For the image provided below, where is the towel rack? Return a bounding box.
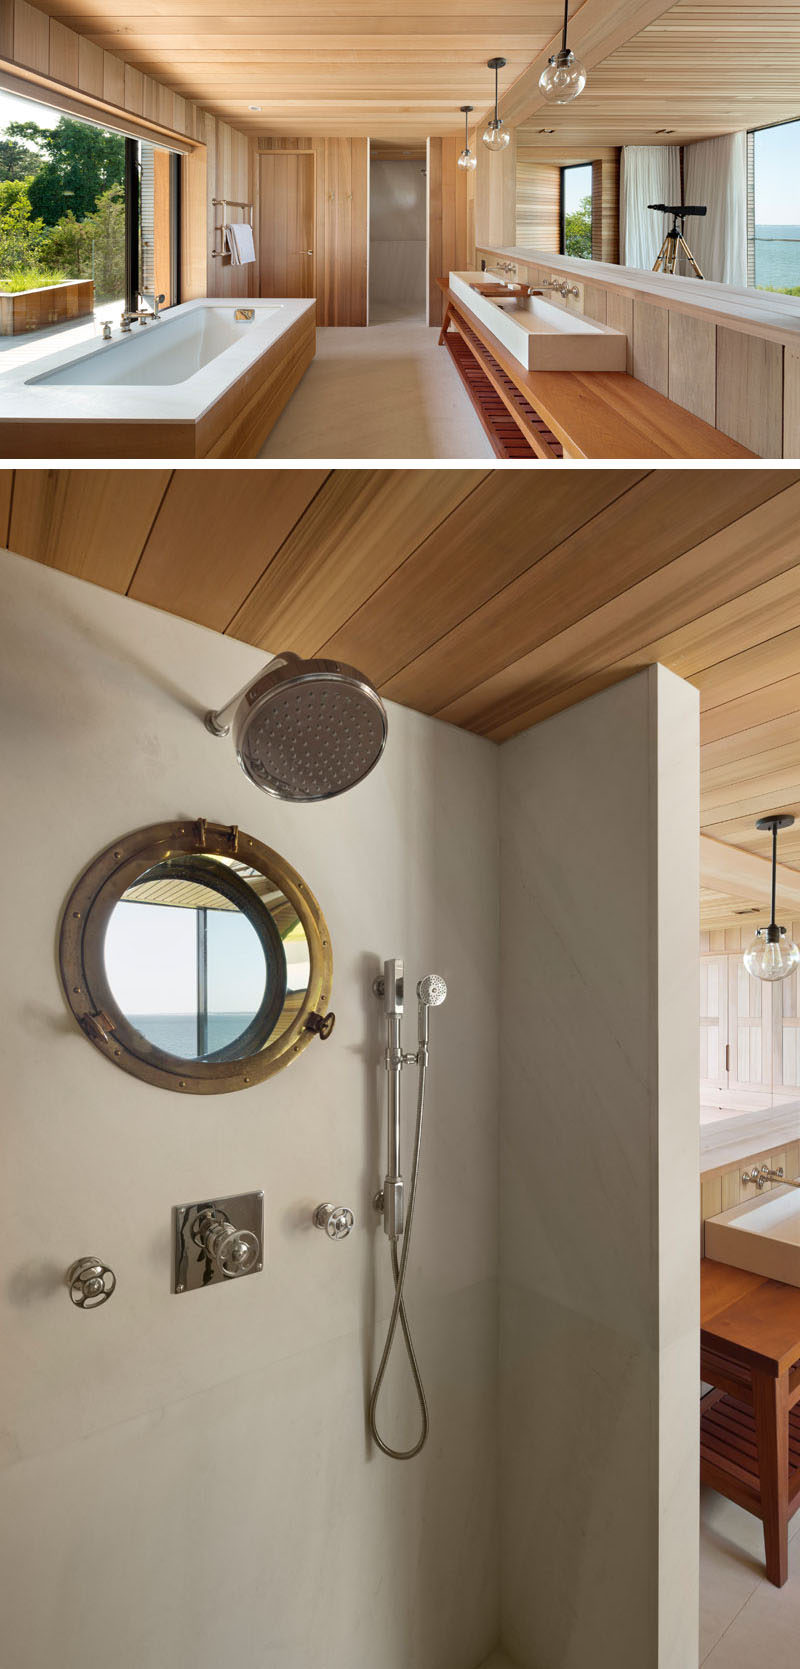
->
[212,196,254,259]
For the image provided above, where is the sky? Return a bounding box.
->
[563,163,592,216]
[105,903,268,1017]
[753,123,800,225]
[0,87,60,132]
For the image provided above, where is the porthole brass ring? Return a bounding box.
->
[58,818,333,1095]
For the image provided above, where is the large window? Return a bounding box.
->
[0,85,179,320]
[561,163,593,258]
[748,118,800,295]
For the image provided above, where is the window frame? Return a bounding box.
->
[559,161,593,258]
[746,115,800,293]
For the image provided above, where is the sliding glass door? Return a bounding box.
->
[747,119,800,294]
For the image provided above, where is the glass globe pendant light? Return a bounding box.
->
[539,0,587,104]
[482,58,511,151]
[743,813,800,982]
[457,105,477,170]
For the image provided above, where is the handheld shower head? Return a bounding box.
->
[417,974,447,1008]
[205,652,388,802]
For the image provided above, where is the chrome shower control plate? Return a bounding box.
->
[173,1191,264,1294]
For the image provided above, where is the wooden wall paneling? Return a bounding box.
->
[428,138,443,327]
[128,471,328,628]
[632,299,669,396]
[259,136,365,325]
[76,34,104,99]
[102,48,125,108]
[9,471,171,590]
[351,139,368,327]
[515,156,561,253]
[583,283,608,324]
[181,143,207,300]
[591,153,620,263]
[123,61,144,116]
[606,289,633,373]
[48,16,77,85]
[0,470,12,544]
[669,312,716,428]
[784,345,800,461]
[716,327,784,459]
[0,0,13,58]
[13,0,48,72]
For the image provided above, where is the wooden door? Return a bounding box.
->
[258,153,315,298]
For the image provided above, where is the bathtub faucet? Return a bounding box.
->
[120,294,165,332]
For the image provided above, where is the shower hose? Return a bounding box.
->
[368,1052,430,1460]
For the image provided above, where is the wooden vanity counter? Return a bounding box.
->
[437,279,752,460]
[701,1258,800,1586]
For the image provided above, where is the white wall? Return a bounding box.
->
[369,159,427,313]
[0,549,500,1669]
[498,666,699,1669]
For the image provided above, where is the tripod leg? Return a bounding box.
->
[678,235,704,280]
[653,233,670,273]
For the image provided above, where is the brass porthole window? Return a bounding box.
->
[59,818,334,1094]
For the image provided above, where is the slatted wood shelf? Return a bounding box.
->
[701,1387,800,1516]
[442,326,563,460]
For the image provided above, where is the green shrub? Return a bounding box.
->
[0,267,69,291]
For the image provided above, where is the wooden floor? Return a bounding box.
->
[259,309,494,460]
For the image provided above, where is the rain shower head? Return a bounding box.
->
[205,652,388,802]
[417,974,447,1007]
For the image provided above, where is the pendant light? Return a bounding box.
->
[539,0,587,104]
[457,105,477,170]
[743,814,800,982]
[482,58,510,151]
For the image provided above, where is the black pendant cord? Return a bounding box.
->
[772,821,778,928]
[465,108,470,149]
[494,62,500,122]
[562,0,569,53]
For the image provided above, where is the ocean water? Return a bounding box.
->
[754,225,800,292]
[130,1012,254,1057]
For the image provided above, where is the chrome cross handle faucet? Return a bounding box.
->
[741,1165,800,1191]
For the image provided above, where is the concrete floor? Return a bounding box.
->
[259,306,495,460]
[700,1482,800,1667]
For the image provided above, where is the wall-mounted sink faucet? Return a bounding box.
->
[741,1165,800,1191]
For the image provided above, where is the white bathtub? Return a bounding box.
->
[0,296,316,457]
[30,303,283,389]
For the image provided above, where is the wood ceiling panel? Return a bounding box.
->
[39,0,559,137]
[507,0,800,148]
[434,480,800,738]
[127,470,328,630]
[8,469,171,592]
[318,470,648,684]
[227,470,488,655]
[381,471,790,711]
[701,680,800,750]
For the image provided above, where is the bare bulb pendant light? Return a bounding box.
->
[457,104,477,170]
[539,0,587,104]
[743,814,800,982]
[482,58,510,151]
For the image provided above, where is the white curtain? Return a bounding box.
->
[684,133,747,285]
[620,145,681,269]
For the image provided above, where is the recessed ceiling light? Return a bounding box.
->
[248,105,262,112]
[538,128,555,134]
[656,128,675,134]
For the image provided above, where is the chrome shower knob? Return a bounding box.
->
[67,1256,116,1309]
[197,1213,260,1278]
[314,1203,354,1240]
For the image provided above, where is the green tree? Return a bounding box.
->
[40,184,125,303]
[0,179,46,274]
[0,136,42,181]
[564,193,592,259]
[6,117,124,226]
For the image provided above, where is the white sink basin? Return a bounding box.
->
[706,1185,800,1287]
[448,270,627,373]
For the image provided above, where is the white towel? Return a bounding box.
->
[225,221,255,265]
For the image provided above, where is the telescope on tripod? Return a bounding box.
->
[648,203,707,279]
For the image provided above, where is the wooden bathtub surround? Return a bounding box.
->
[0,306,315,459]
[701,1258,800,1586]
[436,278,752,460]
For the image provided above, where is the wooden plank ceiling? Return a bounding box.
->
[39,0,562,140]
[5,465,800,928]
[509,0,800,148]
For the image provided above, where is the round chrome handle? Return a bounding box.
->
[67,1256,116,1309]
[314,1203,354,1240]
[206,1222,260,1278]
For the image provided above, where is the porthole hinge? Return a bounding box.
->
[305,1011,336,1040]
[80,1009,116,1045]
[193,817,238,854]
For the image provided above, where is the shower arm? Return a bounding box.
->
[204,656,284,736]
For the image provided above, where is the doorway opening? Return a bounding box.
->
[369,146,427,325]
